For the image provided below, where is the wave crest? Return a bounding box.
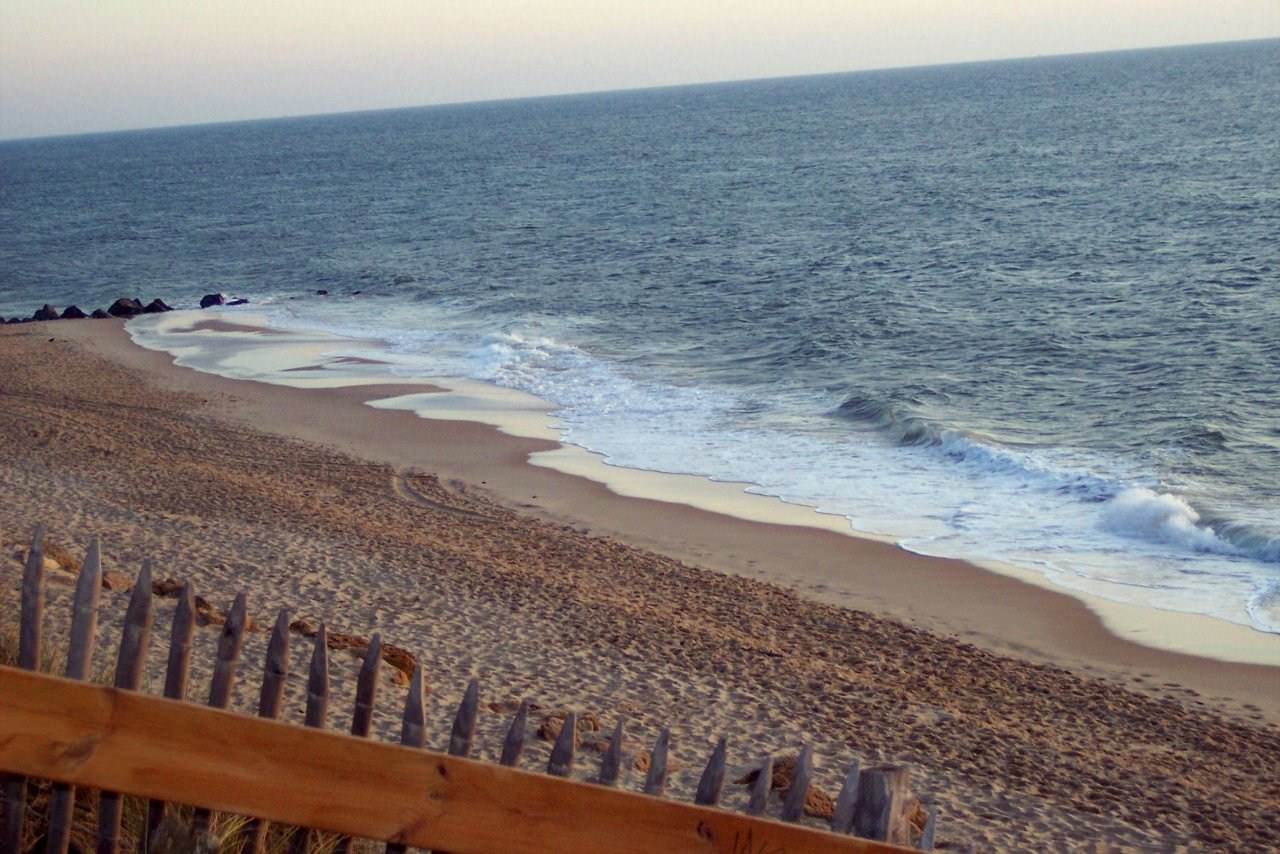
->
[1103,488,1238,554]
[832,395,941,446]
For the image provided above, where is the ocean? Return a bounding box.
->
[2,39,1277,637]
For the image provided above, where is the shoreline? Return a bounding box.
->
[72,314,1280,718]
[4,318,1280,850]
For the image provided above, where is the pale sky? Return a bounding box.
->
[1,1,1277,140]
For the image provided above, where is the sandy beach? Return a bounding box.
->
[2,318,1278,851]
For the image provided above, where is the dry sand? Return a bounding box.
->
[1,321,1278,851]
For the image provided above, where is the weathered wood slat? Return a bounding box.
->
[18,525,45,671]
[399,663,426,749]
[350,633,382,737]
[46,536,103,854]
[304,624,330,728]
[499,700,530,767]
[335,633,382,854]
[831,759,862,834]
[917,804,937,851]
[1,525,45,854]
[746,757,773,817]
[852,765,913,846]
[192,592,249,842]
[162,583,197,701]
[0,667,913,854]
[145,581,196,852]
[97,561,154,854]
[642,728,670,797]
[385,663,426,854]
[243,609,291,854]
[598,717,625,786]
[694,737,727,807]
[547,712,577,778]
[287,626,331,854]
[448,679,479,758]
[781,744,813,823]
[209,593,249,707]
[66,537,103,678]
[257,609,291,718]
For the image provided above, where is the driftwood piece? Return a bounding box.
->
[831,759,862,834]
[500,700,530,767]
[243,609,291,854]
[781,744,814,822]
[598,717,625,786]
[288,626,331,854]
[335,633,382,854]
[547,712,577,777]
[193,592,248,841]
[46,536,103,854]
[448,679,480,758]
[852,765,912,845]
[746,757,773,816]
[98,561,154,854]
[145,582,196,850]
[642,729,670,797]
[385,663,426,854]
[694,737,727,807]
[1,526,45,854]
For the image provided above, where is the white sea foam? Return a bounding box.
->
[1102,488,1239,555]
[138,300,1280,638]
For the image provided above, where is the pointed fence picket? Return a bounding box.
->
[97,561,154,854]
[191,593,248,842]
[46,536,103,854]
[384,664,425,854]
[286,626,331,854]
[0,527,938,853]
[144,581,195,851]
[1,526,45,854]
[242,609,291,854]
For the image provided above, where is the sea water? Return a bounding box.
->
[2,39,1277,636]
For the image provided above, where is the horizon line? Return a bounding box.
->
[2,34,1276,145]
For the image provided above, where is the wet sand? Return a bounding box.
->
[2,320,1278,851]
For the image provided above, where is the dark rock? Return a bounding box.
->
[108,297,144,318]
[199,293,225,308]
[90,309,111,319]
[316,289,329,296]
[33,304,60,321]
[226,298,249,306]
[351,290,363,295]
[60,305,88,320]
[142,298,173,314]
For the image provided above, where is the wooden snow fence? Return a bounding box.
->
[0,529,938,853]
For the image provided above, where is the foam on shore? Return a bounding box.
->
[125,310,1280,666]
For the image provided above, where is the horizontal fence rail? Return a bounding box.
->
[0,666,914,854]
